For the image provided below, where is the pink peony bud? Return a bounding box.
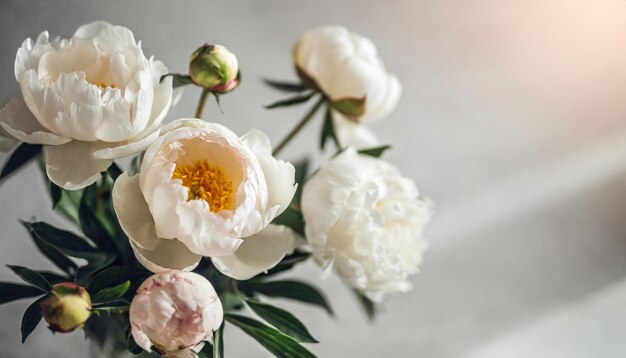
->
[189,44,240,93]
[129,271,223,356]
[40,282,92,333]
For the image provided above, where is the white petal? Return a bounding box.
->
[112,172,159,250]
[0,98,70,145]
[332,112,379,149]
[212,225,297,280]
[129,236,201,273]
[241,129,296,219]
[363,74,402,122]
[92,130,160,160]
[44,140,112,190]
[74,21,137,50]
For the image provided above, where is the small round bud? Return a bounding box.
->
[40,282,92,333]
[189,44,240,92]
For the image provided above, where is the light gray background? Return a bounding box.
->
[1,1,626,357]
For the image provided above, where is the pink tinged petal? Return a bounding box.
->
[44,140,112,190]
[112,172,160,250]
[129,237,201,273]
[0,98,70,146]
[212,225,297,280]
[332,112,379,149]
[241,129,296,218]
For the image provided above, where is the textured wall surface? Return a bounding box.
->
[1,1,625,357]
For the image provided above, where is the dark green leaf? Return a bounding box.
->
[256,250,311,279]
[79,183,114,250]
[213,322,224,358]
[21,296,46,343]
[53,187,82,225]
[246,299,318,343]
[0,282,44,304]
[92,280,130,304]
[107,162,123,180]
[74,255,116,285]
[353,289,377,321]
[93,300,130,315]
[272,207,304,237]
[291,158,309,207]
[24,222,77,275]
[87,266,148,296]
[22,221,102,260]
[7,265,51,291]
[49,181,62,209]
[264,79,310,92]
[320,105,340,150]
[0,143,42,183]
[36,271,69,285]
[225,314,315,358]
[245,280,333,316]
[161,73,193,88]
[126,331,143,355]
[265,92,315,109]
[358,145,392,158]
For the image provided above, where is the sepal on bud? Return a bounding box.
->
[331,96,366,121]
[40,282,92,333]
[189,44,240,93]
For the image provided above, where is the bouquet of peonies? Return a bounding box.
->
[0,22,432,358]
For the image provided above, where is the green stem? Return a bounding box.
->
[195,88,211,119]
[272,96,325,156]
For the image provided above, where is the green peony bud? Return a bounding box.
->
[189,44,240,93]
[40,282,92,333]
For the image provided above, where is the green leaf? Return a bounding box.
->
[53,186,82,225]
[92,300,130,315]
[320,105,340,150]
[36,271,70,285]
[21,296,46,343]
[0,143,42,183]
[331,96,366,119]
[358,145,392,158]
[246,299,318,343]
[0,282,45,304]
[92,280,131,304]
[353,289,377,321]
[213,322,224,358]
[225,314,315,358]
[87,266,148,296]
[291,158,309,207]
[161,73,193,88]
[74,255,116,285]
[272,207,304,237]
[264,79,310,92]
[256,250,311,279]
[22,221,102,260]
[107,162,123,180]
[25,226,77,276]
[49,181,62,209]
[79,183,114,251]
[7,265,51,292]
[265,92,315,109]
[245,280,333,316]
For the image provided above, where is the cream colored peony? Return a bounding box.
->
[0,21,173,189]
[301,149,431,300]
[113,119,296,275]
[130,271,223,357]
[293,26,402,148]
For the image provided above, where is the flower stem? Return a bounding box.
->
[272,96,325,156]
[195,88,211,119]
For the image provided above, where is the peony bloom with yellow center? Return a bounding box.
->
[0,21,173,190]
[113,119,297,275]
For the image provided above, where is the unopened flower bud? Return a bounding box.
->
[40,282,92,333]
[189,44,240,93]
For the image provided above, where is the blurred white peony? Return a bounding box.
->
[130,271,223,357]
[301,148,432,301]
[113,119,296,275]
[293,26,402,148]
[0,21,173,189]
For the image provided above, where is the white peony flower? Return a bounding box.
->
[293,26,402,124]
[301,148,432,300]
[0,21,173,189]
[130,271,223,357]
[113,118,296,274]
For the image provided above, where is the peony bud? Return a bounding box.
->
[40,282,92,333]
[189,44,240,93]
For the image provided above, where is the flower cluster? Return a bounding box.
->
[0,22,431,357]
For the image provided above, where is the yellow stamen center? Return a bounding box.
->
[172,159,235,213]
[94,82,116,89]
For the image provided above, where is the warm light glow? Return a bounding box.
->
[172,159,235,212]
